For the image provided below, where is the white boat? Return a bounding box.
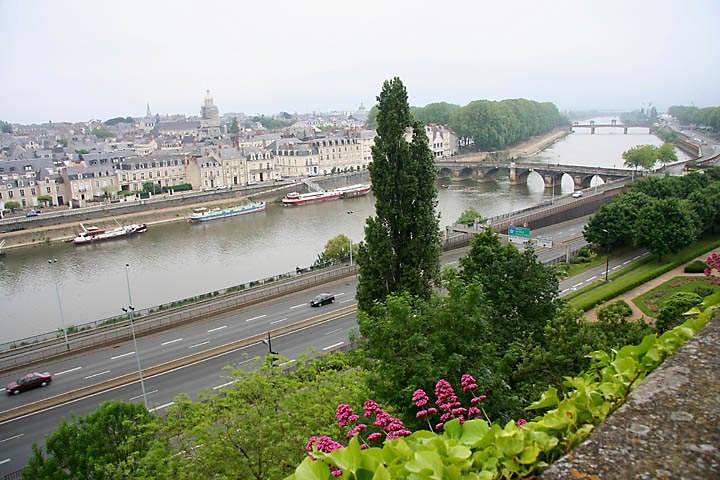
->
[281,190,342,206]
[333,184,371,198]
[188,201,266,223]
[72,223,147,245]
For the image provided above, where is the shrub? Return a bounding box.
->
[684,260,707,273]
[597,300,633,323]
[655,291,702,333]
[572,246,594,263]
[693,285,714,298]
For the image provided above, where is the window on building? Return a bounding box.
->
[19,189,25,197]
[31,188,36,195]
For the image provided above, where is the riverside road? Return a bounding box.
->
[0,214,649,475]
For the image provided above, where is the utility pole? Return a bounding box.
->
[601,229,610,282]
[261,331,279,366]
[123,264,148,408]
[48,259,70,351]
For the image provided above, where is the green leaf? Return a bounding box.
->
[526,387,559,410]
[295,457,330,480]
[447,444,472,461]
[405,450,445,480]
[459,420,490,446]
[371,464,391,480]
[443,419,462,439]
[328,436,362,474]
[359,447,385,472]
[517,445,540,464]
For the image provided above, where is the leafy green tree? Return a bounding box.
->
[141,182,161,195]
[251,115,293,130]
[228,117,240,134]
[356,78,441,313]
[57,138,68,147]
[459,229,559,344]
[36,195,53,206]
[0,120,12,133]
[3,200,20,211]
[131,356,369,480]
[316,234,358,265]
[366,104,379,129]
[583,195,642,250]
[634,198,699,260]
[104,116,134,126]
[622,144,657,171]
[411,102,460,126]
[656,143,677,166]
[456,208,483,225]
[24,401,156,480]
[688,183,720,233]
[75,148,90,156]
[655,292,703,333]
[597,300,633,323]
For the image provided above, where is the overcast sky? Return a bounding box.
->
[1,0,719,124]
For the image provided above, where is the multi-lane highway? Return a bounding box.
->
[0,214,634,475]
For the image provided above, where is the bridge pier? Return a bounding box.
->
[573,175,585,189]
[509,164,520,185]
[590,126,595,134]
[624,126,628,134]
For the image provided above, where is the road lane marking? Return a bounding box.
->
[560,289,569,294]
[55,366,82,376]
[245,314,267,322]
[0,434,23,443]
[110,351,135,360]
[0,458,10,466]
[322,341,344,351]
[325,328,342,336]
[572,282,584,288]
[271,317,289,325]
[290,303,305,309]
[341,299,354,303]
[622,260,631,265]
[149,401,174,413]
[279,359,296,367]
[0,312,359,426]
[632,255,641,260]
[587,275,597,281]
[612,265,621,270]
[189,341,210,349]
[207,325,227,333]
[84,370,111,380]
[161,338,183,346]
[334,292,346,296]
[129,389,158,401]
[212,380,236,390]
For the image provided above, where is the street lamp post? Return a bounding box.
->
[601,229,610,282]
[123,264,148,408]
[261,331,279,366]
[48,259,70,351]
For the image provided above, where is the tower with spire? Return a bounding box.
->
[200,90,221,138]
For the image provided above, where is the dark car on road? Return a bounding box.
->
[310,293,335,307]
[5,371,52,395]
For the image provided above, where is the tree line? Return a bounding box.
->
[668,105,720,131]
[583,167,720,260]
[367,98,566,151]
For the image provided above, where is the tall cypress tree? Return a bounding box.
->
[356,78,441,313]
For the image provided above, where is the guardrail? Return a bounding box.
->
[0,264,357,372]
[0,304,357,423]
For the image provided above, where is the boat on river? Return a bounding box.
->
[72,223,147,245]
[281,183,370,206]
[187,201,266,223]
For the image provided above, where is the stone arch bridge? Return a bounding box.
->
[435,160,635,189]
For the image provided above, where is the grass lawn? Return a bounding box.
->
[633,276,720,317]
[566,234,720,312]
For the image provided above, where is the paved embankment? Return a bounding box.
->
[0,182,301,250]
[542,313,720,479]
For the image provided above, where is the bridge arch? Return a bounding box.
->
[438,167,453,178]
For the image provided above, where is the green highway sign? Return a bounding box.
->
[508,226,531,238]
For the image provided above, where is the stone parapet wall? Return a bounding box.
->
[542,314,720,479]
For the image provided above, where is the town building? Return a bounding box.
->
[271,138,319,177]
[0,158,64,209]
[61,164,118,208]
[117,152,189,193]
[200,90,221,138]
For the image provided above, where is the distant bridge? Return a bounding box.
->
[570,119,650,134]
[435,159,638,189]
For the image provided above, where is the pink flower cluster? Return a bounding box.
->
[705,253,720,284]
[305,436,344,477]
[413,375,488,431]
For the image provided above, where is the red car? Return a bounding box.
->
[5,371,52,395]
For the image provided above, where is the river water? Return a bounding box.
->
[0,118,686,341]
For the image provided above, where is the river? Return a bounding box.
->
[0,117,686,341]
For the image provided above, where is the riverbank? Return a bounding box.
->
[510,128,570,158]
[0,171,371,252]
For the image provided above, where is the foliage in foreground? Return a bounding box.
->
[288,312,713,480]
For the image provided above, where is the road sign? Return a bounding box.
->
[508,236,528,246]
[508,226,531,238]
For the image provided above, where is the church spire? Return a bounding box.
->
[146,102,152,118]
